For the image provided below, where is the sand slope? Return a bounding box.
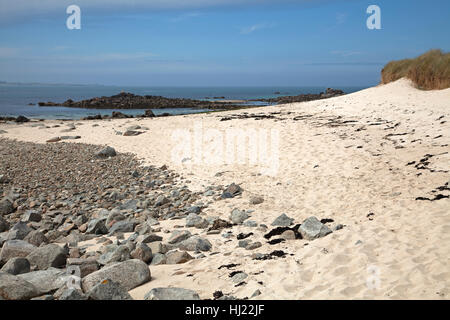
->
[1,78,449,299]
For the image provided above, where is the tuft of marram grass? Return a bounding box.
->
[381,49,450,90]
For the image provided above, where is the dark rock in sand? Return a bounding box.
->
[15,115,30,123]
[230,208,249,225]
[299,216,332,240]
[168,230,192,244]
[221,183,243,198]
[177,236,212,252]
[271,213,294,227]
[95,146,117,158]
[165,250,193,264]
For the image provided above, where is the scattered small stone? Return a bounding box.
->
[271,213,294,227]
[221,183,243,198]
[95,146,117,158]
[249,196,264,205]
[144,287,200,300]
[299,216,332,240]
[230,208,249,224]
[165,250,193,264]
[230,272,248,283]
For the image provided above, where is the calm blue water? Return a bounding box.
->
[0,84,367,120]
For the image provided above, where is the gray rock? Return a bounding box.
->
[86,218,108,235]
[168,230,192,244]
[165,250,193,264]
[108,220,136,234]
[22,210,42,222]
[59,288,88,300]
[231,272,248,283]
[238,240,250,248]
[0,257,30,275]
[144,287,200,300]
[187,206,201,214]
[150,253,167,265]
[137,233,163,244]
[27,243,68,270]
[96,146,116,158]
[123,130,143,136]
[0,198,14,215]
[230,209,249,225]
[185,213,208,228]
[271,213,294,227]
[146,217,160,226]
[87,279,133,300]
[118,199,138,211]
[18,268,69,295]
[97,245,130,266]
[147,241,167,254]
[0,216,9,232]
[0,175,10,184]
[251,289,262,298]
[299,216,332,240]
[249,196,264,205]
[66,258,99,277]
[245,242,262,250]
[0,272,40,300]
[177,236,212,252]
[130,243,152,264]
[7,221,32,240]
[82,259,151,292]
[221,183,243,198]
[280,230,296,240]
[155,195,170,207]
[23,230,49,247]
[243,220,258,227]
[0,240,36,263]
[106,210,125,227]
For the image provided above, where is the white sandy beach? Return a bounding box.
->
[1,78,449,300]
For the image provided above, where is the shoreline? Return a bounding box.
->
[1,78,449,300]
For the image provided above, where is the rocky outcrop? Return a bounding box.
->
[38,92,236,110]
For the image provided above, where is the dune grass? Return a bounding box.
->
[381,49,450,90]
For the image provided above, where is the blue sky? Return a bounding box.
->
[0,0,449,86]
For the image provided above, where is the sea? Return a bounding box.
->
[0,84,368,120]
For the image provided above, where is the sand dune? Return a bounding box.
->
[1,78,449,299]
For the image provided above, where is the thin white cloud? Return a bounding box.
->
[240,22,275,34]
